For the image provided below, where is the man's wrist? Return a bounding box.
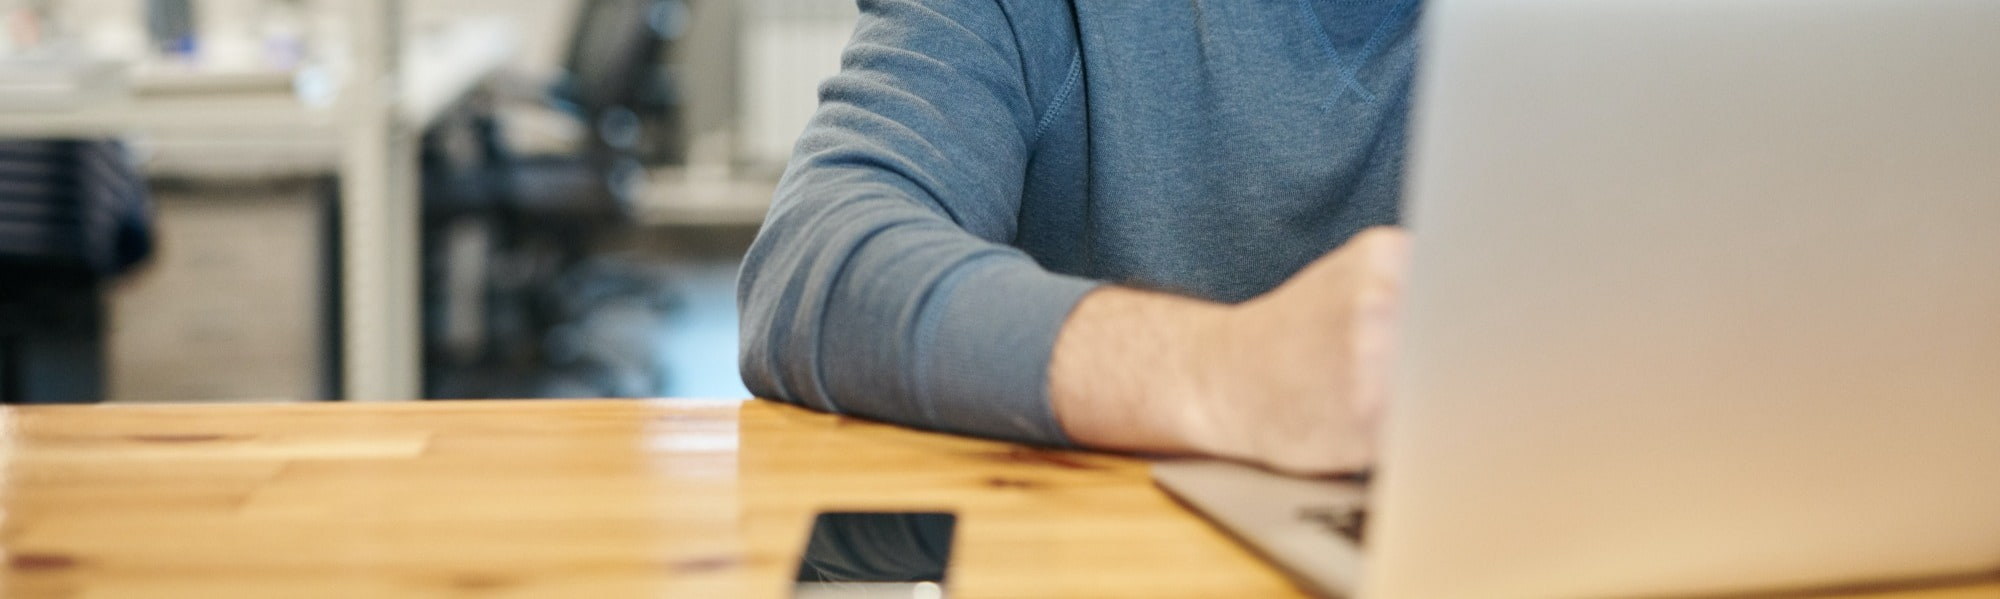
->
[1170,301,1258,461]
[1048,286,1241,456]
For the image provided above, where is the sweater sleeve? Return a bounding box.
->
[736,0,1100,444]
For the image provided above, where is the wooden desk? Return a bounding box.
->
[0,399,1992,598]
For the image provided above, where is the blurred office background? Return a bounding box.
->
[0,0,854,403]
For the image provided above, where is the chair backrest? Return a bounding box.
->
[558,0,671,114]
[0,140,150,277]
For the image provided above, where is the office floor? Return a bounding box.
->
[636,225,755,399]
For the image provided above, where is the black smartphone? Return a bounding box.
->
[792,511,957,599]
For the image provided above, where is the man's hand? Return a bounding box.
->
[1049,227,1411,476]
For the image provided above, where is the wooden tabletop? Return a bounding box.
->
[0,399,1992,599]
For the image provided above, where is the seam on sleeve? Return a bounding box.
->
[1031,53,1083,145]
[905,250,1014,431]
[802,213,915,416]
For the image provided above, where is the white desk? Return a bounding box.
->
[0,16,520,401]
[0,20,514,173]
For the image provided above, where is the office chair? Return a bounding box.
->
[0,140,152,404]
[420,0,686,399]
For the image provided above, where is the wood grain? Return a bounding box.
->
[0,399,1989,598]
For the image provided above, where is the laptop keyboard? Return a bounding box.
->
[1299,504,1369,545]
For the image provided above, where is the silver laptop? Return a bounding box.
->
[1156,0,2000,596]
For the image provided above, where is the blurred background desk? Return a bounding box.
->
[0,398,1993,598]
[0,17,516,177]
[0,15,517,404]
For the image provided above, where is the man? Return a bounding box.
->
[738,0,1418,475]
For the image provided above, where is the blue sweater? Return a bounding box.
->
[738,0,1420,445]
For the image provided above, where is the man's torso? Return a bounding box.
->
[1016,0,1422,302]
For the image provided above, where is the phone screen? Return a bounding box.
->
[792,511,956,599]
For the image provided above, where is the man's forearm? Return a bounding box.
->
[1047,286,1235,455]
